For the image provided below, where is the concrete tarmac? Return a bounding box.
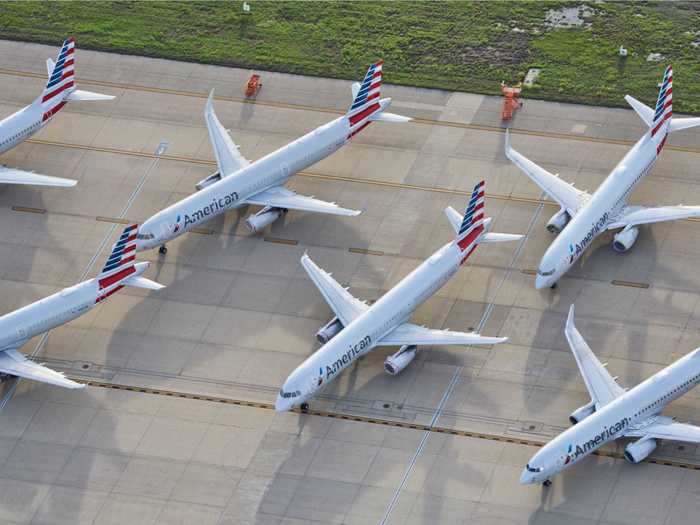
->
[0,40,698,524]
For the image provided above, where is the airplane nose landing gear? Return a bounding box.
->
[159,245,168,255]
[543,479,552,487]
[300,402,310,413]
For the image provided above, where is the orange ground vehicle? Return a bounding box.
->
[501,82,523,120]
[245,74,262,97]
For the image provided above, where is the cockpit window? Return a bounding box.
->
[526,464,543,473]
[136,232,155,240]
[537,268,555,276]
[278,389,302,399]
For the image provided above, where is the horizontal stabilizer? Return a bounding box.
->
[66,89,115,102]
[625,95,654,127]
[0,166,76,187]
[0,349,84,389]
[479,232,524,244]
[669,117,700,133]
[368,111,412,123]
[123,275,165,290]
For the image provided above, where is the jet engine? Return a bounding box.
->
[316,316,343,344]
[546,210,570,234]
[246,207,282,233]
[569,401,596,425]
[624,438,657,464]
[612,227,639,253]
[195,171,221,191]
[384,345,417,376]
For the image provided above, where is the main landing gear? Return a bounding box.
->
[159,245,168,255]
[550,283,557,290]
[542,479,552,487]
[300,402,310,413]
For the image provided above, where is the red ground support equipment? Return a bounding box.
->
[245,74,262,97]
[501,82,523,121]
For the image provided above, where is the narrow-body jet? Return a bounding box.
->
[0,224,162,390]
[136,60,410,254]
[506,66,700,288]
[0,37,113,187]
[276,181,522,411]
[521,305,700,486]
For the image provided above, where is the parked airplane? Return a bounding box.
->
[275,181,522,412]
[506,66,700,289]
[0,37,113,187]
[521,305,700,486]
[0,224,162,390]
[135,60,411,254]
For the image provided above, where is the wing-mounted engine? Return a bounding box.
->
[246,206,285,233]
[612,227,639,253]
[316,316,343,344]
[195,171,222,191]
[546,209,570,233]
[384,345,417,375]
[569,400,596,425]
[624,438,657,463]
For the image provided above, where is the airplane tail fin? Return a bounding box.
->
[95,224,163,303]
[38,37,113,121]
[452,180,489,262]
[345,60,409,138]
[650,65,673,139]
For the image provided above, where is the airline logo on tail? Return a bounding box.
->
[651,65,672,140]
[96,224,138,302]
[456,180,486,261]
[347,60,383,139]
[41,37,76,122]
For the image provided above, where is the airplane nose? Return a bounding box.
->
[519,468,534,485]
[534,275,547,290]
[274,396,292,413]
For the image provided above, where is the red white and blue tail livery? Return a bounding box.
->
[651,65,672,137]
[346,60,410,139]
[0,37,114,188]
[0,224,163,395]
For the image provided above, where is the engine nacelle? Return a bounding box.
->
[246,208,282,233]
[612,227,639,253]
[195,171,222,191]
[316,317,343,344]
[384,345,417,376]
[546,210,570,234]
[569,401,596,425]
[624,438,657,464]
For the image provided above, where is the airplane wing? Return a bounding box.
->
[300,253,368,326]
[245,186,361,216]
[0,349,84,389]
[504,130,588,216]
[607,204,700,230]
[565,305,625,409]
[625,417,700,444]
[0,166,76,187]
[378,322,508,347]
[205,90,250,176]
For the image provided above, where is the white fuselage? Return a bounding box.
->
[0,102,45,156]
[521,348,700,483]
[276,240,469,410]
[0,262,149,352]
[136,115,354,250]
[535,128,665,289]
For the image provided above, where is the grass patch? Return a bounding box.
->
[1,1,699,112]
